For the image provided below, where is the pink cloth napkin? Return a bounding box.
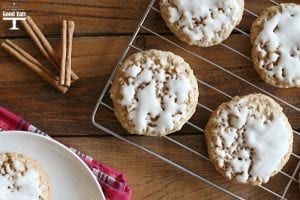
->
[0,106,131,200]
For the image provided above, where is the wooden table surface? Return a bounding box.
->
[0,0,299,199]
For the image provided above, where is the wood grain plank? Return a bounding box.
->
[0,0,148,37]
[1,0,300,37]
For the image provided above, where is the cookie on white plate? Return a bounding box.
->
[110,49,199,136]
[160,0,244,47]
[205,93,293,185]
[251,3,300,88]
[0,152,50,199]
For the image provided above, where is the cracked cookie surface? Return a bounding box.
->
[204,93,293,185]
[110,49,198,136]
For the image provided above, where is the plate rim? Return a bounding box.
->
[0,130,105,200]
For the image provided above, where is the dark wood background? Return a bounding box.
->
[0,0,299,199]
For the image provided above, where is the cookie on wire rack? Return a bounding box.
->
[251,3,300,88]
[110,49,199,136]
[205,93,293,185]
[159,0,244,47]
[0,152,50,199]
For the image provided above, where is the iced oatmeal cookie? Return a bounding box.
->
[251,3,300,88]
[0,152,50,200]
[160,0,244,47]
[110,49,198,136]
[205,93,293,185]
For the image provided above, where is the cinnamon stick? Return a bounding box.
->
[1,39,68,94]
[65,20,74,87]
[4,39,58,81]
[60,20,67,85]
[21,16,79,82]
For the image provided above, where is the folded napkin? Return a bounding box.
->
[0,106,131,200]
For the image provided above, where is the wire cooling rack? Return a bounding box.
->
[92,0,300,199]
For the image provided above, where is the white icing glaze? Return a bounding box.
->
[12,160,22,171]
[221,127,237,148]
[164,0,242,42]
[229,106,248,129]
[125,65,141,77]
[255,4,300,85]
[119,55,193,134]
[120,84,135,106]
[135,80,162,130]
[245,117,290,183]
[0,169,42,200]
[168,7,180,23]
[166,75,191,103]
[230,148,251,183]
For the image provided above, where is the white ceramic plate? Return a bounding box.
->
[0,131,105,200]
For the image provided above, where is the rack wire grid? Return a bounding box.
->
[92,0,300,199]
